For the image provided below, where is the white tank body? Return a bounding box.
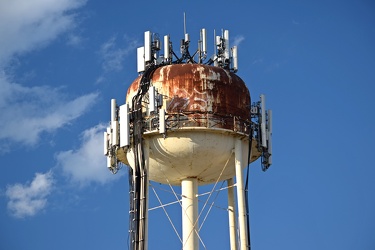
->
[123,64,261,185]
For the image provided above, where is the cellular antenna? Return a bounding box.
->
[201,28,207,54]
[164,35,170,62]
[144,31,152,63]
[199,28,207,63]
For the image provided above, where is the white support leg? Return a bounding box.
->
[143,140,150,250]
[235,139,249,250]
[182,178,199,250]
[227,178,238,250]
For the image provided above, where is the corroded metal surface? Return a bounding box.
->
[125,64,261,184]
[126,64,251,133]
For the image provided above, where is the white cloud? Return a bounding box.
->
[0,0,97,150]
[99,35,138,72]
[252,57,264,65]
[6,171,54,218]
[95,75,106,84]
[233,35,245,47]
[56,124,122,186]
[66,33,83,47]
[0,73,98,147]
[0,0,86,66]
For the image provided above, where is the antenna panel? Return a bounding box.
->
[137,47,145,72]
[144,31,152,62]
[232,46,238,72]
[106,127,111,145]
[111,99,117,122]
[157,94,163,108]
[164,35,170,61]
[111,121,118,146]
[159,109,165,134]
[268,109,273,134]
[224,30,230,60]
[154,36,161,50]
[148,86,156,113]
[201,28,207,53]
[120,104,130,147]
[104,131,109,155]
[107,156,116,170]
[216,35,221,46]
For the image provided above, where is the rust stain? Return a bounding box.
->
[126,64,251,131]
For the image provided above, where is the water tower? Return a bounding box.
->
[104,27,272,250]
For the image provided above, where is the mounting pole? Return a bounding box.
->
[235,139,249,250]
[182,178,199,250]
[183,12,187,35]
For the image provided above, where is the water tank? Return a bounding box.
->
[125,64,261,185]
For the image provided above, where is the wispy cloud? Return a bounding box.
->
[98,35,138,72]
[0,73,98,148]
[252,57,264,65]
[66,33,84,47]
[6,171,54,218]
[56,124,123,186]
[0,0,87,66]
[265,60,288,72]
[233,35,245,47]
[0,0,96,151]
[292,19,301,25]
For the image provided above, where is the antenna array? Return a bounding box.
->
[137,27,239,74]
[251,95,273,171]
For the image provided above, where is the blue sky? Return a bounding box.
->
[1,0,374,249]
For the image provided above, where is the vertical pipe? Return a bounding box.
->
[183,12,187,35]
[235,139,249,250]
[260,94,267,148]
[182,178,199,250]
[143,140,150,250]
[267,109,273,166]
[227,178,238,250]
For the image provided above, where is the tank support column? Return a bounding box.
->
[227,178,238,250]
[143,140,150,250]
[235,139,249,250]
[181,178,199,250]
